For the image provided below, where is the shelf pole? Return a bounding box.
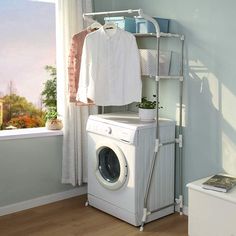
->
[83,9,141,17]
[140,29,161,233]
[178,38,184,215]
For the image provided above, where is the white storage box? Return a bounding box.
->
[104,16,136,33]
[187,176,236,236]
[135,17,170,33]
[139,49,171,76]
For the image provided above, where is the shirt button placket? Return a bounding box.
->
[108,38,112,88]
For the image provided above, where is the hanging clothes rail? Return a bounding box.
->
[83,9,184,232]
[83,9,160,37]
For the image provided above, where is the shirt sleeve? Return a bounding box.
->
[76,36,89,103]
[68,36,78,103]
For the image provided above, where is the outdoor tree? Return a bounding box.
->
[0,65,57,130]
[2,94,44,129]
[7,115,44,129]
[3,94,42,122]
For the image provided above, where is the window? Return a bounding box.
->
[0,0,56,131]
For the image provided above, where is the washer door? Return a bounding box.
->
[95,143,128,190]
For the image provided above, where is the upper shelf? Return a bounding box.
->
[83,9,185,40]
[134,32,185,40]
[143,75,184,81]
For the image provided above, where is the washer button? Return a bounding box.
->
[105,127,112,134]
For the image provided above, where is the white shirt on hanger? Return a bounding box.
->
[76,26,142,106]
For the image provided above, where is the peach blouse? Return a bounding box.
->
[68,29,93,105]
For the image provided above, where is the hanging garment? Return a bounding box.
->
[68,29,94,105]
[76,26,142,106]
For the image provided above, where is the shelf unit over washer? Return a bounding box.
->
[83,8,184,232]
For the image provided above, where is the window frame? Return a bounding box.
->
[0,1,58,137]
[0,127,62,141]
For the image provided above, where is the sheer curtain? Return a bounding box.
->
[56,0,98,186]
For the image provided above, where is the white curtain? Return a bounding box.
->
[56,0,98,186]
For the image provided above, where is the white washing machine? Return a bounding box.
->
[86,112,176,226]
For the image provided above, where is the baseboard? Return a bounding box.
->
[0,186,87,217]
[175,205,188,216]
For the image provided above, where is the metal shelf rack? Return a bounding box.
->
[83,9,184,232]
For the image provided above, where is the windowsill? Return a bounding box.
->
[0,127,63,141]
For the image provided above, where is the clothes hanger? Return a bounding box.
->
[103,21,117,30]
[89,22,102,31]
[103,13,117,30]
[87,22,102,31]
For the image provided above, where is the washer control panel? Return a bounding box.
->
[86,119,137,144]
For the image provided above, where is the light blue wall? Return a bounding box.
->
[94,0,236,204]
[0,136,74,207]
[1,0,235,208]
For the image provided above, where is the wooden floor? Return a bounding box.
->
[0,195,188,236]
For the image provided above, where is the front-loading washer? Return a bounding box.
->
[86,112,176,226]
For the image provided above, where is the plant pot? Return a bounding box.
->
[138,108,156,121]
[45,119,63,130]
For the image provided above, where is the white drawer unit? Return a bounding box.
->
[187,177,236,236]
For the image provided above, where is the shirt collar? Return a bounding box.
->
[101,25,118,39]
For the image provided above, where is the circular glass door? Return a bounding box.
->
[95,143,128,190]
[98,147,120,183]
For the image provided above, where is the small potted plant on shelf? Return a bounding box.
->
[45,106,63,130]
[136,95,162,121]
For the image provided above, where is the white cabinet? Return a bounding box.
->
[187,177,236,236]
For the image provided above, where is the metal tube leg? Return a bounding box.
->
[179,195,183,215]
[140,142,159,231]
[140,208,149,231]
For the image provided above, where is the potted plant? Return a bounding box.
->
[45,106,63,130]
[136,95,162,121]
[41,66,63,130]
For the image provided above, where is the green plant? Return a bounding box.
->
[137,95,163,109]
[137,97,156,109]
[41,66,57,108]
[45,107,58,120]
[41,66,58,122]
[137,95,159,109]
